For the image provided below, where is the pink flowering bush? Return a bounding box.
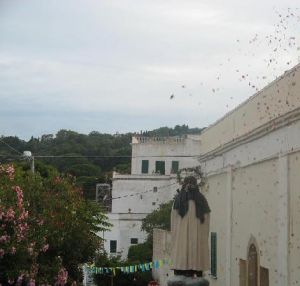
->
[0,164,60,285]
[0,163,110,285]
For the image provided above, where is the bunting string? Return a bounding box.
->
[85,259,172,276]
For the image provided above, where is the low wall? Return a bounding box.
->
[152,228,173,286]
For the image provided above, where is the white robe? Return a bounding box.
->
[171,200,210,271]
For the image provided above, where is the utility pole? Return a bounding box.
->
[30,155,35,173]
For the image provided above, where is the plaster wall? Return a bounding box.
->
[103,213,147,259]
[131,135,201,175]
[230,160,279,286]
[151,64,300,286]
[201,118,300,286]
[200,63,300,154]
[111,176,179,214]
[288,151,300,286]
[204,173,228,286]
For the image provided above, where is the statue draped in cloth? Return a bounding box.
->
[171,176,211,277]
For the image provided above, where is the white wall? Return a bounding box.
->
[152,63,300,286]
[111,175,179,214]
[131,135,201,175]
[199,63,300,155]
[103,213,147,259]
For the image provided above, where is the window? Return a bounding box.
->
[171,161,179,173]
[153,187,157,192]
[110,240,117,253]
[141,160,149,174]
[155,161,165,175]
[152,202,156,206]
[130,238,138,244]
[211,232,217,278]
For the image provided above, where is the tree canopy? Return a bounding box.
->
[0,125,203,200]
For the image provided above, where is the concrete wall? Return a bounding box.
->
[103,213,147,259]
[106,176,180,259]
[131,135,201,175]
[288,151,300,286]
[204,173,228,285]
[201,63,300,286]
[111,175,179,214]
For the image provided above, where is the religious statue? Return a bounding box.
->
[168,176,211,286]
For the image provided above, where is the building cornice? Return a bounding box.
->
[199,106,300,162]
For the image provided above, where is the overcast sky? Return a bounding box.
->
[0,0,299,139]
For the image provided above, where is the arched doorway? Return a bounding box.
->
[248,243,258,286]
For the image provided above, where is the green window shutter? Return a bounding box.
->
[110,240,117,253]
[141,160,149,174]
[171,161,179,173]
[155,161,165,175]
[211,232,217,278]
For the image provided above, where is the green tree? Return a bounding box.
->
[127,200,173,263]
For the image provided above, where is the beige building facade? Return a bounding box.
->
[153,63,300,286]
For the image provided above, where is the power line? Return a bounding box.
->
[0,154,199,159]
[0,138,23,155]
[102,182,178,201]
[34,155,199,158]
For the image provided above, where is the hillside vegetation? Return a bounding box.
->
[0,125,203,199]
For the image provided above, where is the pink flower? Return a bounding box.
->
[16,274,24,286]
[0,235,10,243]
[55,268,68,286]
[6,165,15,180]
[17,222,29,240]
[0,248,4,258]
[12,186,24,208]
[42,244,49,252]
[37,219,44,226]
[5,208,15,221]
[19,209,29,221]
[27,279,35,286]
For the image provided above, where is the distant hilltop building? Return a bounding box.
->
[101,134,202,259]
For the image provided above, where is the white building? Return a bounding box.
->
[153,63,300,286]
[102,135,201,259]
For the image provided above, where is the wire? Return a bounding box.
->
[34,155,199,158]
[0,138,23,155]
[101,182,178,201]
[0,155,20,158]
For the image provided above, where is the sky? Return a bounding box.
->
[0,0,299,139]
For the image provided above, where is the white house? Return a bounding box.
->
[102,135,201,259]
[153,63,300,286]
